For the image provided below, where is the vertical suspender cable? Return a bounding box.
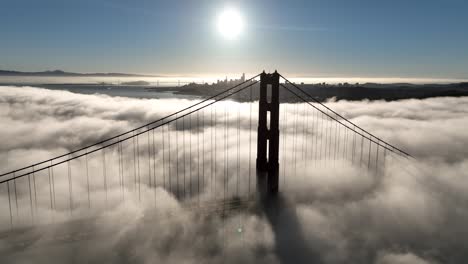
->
[7,179,12,228]
[237,102,240,197]
[367,138,372,171]
[248,87,252,197]
[211,105,214,197]
[176,117,179,198]
[305,105,310,166]
[327,115,332,163]
[360,136,365,168]
[32,166,37,220]
[103,150,107,209]
[352,125,357,164]
[51,162,56,216]
[148,129,152,193]
[137,133,141,202]
[119,138,123,201]
[203,109,206,197]
[14,173,18,220]
[68,157,73,215]
[86,150,91,209]
[152,128,157,206]
[28,173,33,223]
[214,105,217,199]
[302,103,307,161]
[48,168,53,222]
[162,125,166,191]
[225,104,229,200]
[293,103,299,177]
[375,143,380,176]
[343,129,348,160]
[281,103,287,187]
[183,117,186,199]
[224,105,227,201]
[334,117,339,165]
[118,137,122,201]
[133,132,137,194]
[189,115,192,197]
[168,123,172,194]
[197,111,201,201]
[313,108,318,166]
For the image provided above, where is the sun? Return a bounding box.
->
[217,8,244,40]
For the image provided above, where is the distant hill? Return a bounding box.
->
[0,69,156,77]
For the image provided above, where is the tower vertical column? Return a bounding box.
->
[257,71,280,194]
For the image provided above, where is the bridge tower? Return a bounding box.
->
[257,71,280,194]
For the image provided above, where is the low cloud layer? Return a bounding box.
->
[1,86,468,263]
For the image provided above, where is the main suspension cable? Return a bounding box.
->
[1,74,261,178]
[279,75,412,159]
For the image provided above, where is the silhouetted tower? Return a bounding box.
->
[257,71,280,194]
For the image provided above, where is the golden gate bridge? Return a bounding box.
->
[0,71,413,243]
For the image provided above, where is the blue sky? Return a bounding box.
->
[1,0,467,78]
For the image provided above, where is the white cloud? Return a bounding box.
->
[1,86,467,263]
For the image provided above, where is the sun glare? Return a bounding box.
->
[217,8,244,40]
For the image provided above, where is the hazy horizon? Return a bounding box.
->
[2,74,468,86]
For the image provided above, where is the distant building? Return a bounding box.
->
[182,73,251,90]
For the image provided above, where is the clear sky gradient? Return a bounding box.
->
[1,0,467,78]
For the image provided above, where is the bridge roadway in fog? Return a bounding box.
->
[0,197,254,255]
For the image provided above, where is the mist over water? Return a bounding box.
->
[1,86,468,263]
